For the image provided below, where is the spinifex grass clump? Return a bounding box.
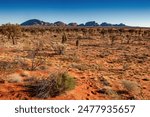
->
[122,80,143,99]
[25,72,75,98]
[51,42,66,55]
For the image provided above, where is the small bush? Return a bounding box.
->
[71,63,88,71]
[0,61,19,72]
[122,80,142,99]
[60,53,80,63]
[61,33,68,44]
[1,23,22,45]
[51,43,66,55]
[97,88,120,99]
[76,39,80,47]
[7,74,22,83]
[98,50,111,58]
[26,41,46,71]
[109,35,116,45]
[28,50,45,71]
[25,72,75,98]
[122,80,140,93]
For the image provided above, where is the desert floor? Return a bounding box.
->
[0,27,150,100]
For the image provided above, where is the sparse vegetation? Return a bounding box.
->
[0,26,149,100]
[1,24,21,45]
[0,61,19,72]
[51,42,66,55]
[27,41,46,71]
[76,39,80,48]
[122,80,143,99]
[25,72,76,98]
[7,74,22,83]
[61,33,68,44]
[110,35,116,45]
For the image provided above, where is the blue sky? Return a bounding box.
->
[0,0,150,27]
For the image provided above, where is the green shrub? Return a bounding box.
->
[25,72,75,98]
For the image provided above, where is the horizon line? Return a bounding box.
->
[0,19,150,28]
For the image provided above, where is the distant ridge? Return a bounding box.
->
[21,19,127,27]
[100,22,126,27]
[21,19,51,26]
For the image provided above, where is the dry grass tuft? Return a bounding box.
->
[25,71,76,98]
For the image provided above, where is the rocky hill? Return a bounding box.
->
[21,19,51,26]
[21,19,126,27]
